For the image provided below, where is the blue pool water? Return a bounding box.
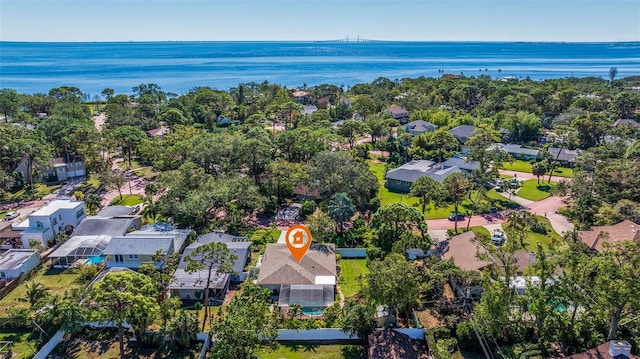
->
[84,255,106,265]
[302,307,325,316]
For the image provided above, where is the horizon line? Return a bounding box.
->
[2,39,639,44]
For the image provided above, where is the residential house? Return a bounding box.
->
[567,341,638,359]
[14,156,86,185]
[293,183,320,201]
[49,215,141,268]
[547,147,580,167]
[384,158,480,193]
[13,199,86,248]
[103,222,192,269]
[387,106,410,124]
[147,127,170,139]
[169,231,251,302]
[216,115,233,126]
[613,118,640,128]
[0,249,40,281]
[443,231,535,274]
[578,220,640,252]
[256,243,336,308]
[292,90,312,105]
[303,105,318,115]
[488,143,539,160]
[44,157,86,183]
[401,120,438,136]
[448,125,477,144]
[443,231,491,272]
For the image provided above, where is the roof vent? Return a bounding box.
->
[609,341,632,358]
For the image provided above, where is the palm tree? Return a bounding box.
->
[609,67,618,88]
[507,210,534,249]
[443,173,473,234]
[532,162,547,184]
[25,281,49,308]
[84,194,102,215]
[328,192,355,238]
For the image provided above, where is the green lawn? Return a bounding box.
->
[0,330,39,359]
[503,216,561,250]
[0,265,82,313]
[502,160,573,178]
[549,166,573,177]
[502,160,533,173]
[338,259,369,298]
[9,183,62,202]
[111,194,144,206]
[258,344,362,359]
[470,226,491,238]
[516,180,558,201]
[368,161,517,219]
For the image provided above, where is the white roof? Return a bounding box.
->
[0,249,39,270]
[30,199,83,216]
[314,275,336,285]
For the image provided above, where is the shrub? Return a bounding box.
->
[78,264,99,282]
[300,200,316,217]
[433,327,451,340]
[529,220,548,234]
[456,321,483,352]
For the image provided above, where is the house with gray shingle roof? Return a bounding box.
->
[401,120,438,136]
[257,243,336,308]
[448,125,477,144]
[488,143,539,160]
[169,231,251,302]
[384,158,480,193]
[103,222,192,269]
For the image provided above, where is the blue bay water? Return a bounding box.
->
[1,41,639,96]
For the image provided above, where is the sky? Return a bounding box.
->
[1,0,639,42]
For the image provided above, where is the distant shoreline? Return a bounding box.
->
[1,40,639,45]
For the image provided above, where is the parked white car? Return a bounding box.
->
[3,211,19,221]
[492,229,506,246]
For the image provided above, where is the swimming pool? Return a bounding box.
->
[302,307,325,316]
[84,255,106,265]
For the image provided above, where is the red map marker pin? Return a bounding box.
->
[286,224,312,262]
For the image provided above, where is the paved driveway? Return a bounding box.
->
[426,195,573,235]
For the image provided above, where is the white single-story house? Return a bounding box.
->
[0,249,40,281]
